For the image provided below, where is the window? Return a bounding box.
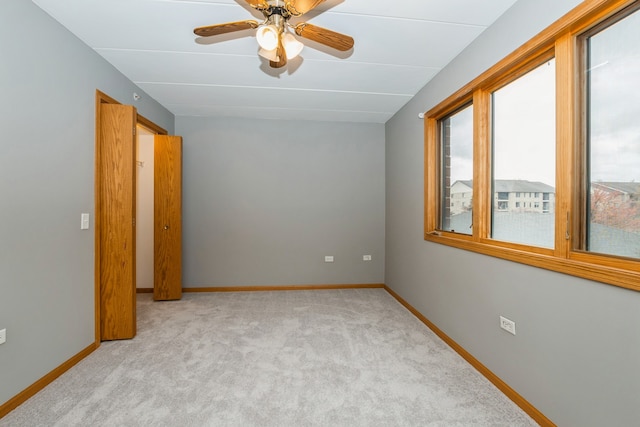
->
[492,59,556,248]
[584,7,640,259]
[424,0,640,292]
[440,104,473,235]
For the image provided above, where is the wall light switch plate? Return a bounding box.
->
[363,255,372,261]
[0,329,6,345]
[324,256,334,263]
[81,213,90,230]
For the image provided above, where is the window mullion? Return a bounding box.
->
[424,117,439,236]
[554,34,576,259]
[473,89,491,241]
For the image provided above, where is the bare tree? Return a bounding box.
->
[590,187,640,232]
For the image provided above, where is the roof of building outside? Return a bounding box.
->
[592,182,640,195]
[452,180,555,193]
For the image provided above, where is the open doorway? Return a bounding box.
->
[135,125,155,293]
[95,90,182,343]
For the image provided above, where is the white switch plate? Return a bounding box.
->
[81,213,90,230]
[0,329,6,345]
[363,255,372,261]
[324,256,334,263]
[500,316,516,335]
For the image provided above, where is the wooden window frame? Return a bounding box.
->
[424,0,640,292]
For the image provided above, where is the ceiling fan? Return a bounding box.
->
[193,0,354,68]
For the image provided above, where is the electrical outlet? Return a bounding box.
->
[500,316,516,335]
[324,256,334,263]
[0,329,6,345]
[363,255,372,261]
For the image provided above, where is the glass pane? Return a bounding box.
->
[440,104,473,235]
[587,9,640,259]
[492,59,556,247]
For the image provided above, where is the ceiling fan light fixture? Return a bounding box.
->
[256,24,279,51]
[258,47,279,62]
[282,32,304,60]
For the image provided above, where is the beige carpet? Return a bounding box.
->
[0,289,538,426]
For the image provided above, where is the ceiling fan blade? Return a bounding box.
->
[270,38,288,68]
[294,23,354,51]
[244,0,270,10]
[286,0,327,16]
[194,20,259,37]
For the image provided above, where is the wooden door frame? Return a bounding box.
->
[94,90,167,344]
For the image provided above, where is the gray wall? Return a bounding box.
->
[385,0,640,426]
[176,117,385,287]
[3,0,639,424]
[0,0,173,407]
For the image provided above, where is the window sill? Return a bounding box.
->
[424,232,640,292]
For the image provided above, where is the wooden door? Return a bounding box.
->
[99,104,137,340]
[154,135,182,300]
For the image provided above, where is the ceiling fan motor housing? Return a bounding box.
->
[265,10,287,32]
[268,6,291,21]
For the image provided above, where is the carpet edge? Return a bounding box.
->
[137,284,385,293]
[0,342,97,420]
[383,285,555,427]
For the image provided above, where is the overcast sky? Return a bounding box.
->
[448,60,556,187]
[447,8,639,187]
[448,104,473,183]
[493,59,556,187]
[589,8,640,183]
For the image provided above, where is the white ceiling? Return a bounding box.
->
[32,0,518,123]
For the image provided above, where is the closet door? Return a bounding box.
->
[99,104,137,340]
[154,135,182,300]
